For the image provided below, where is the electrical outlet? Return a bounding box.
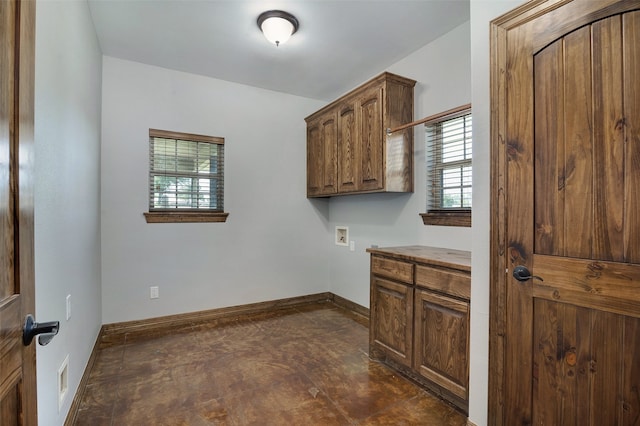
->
[150,286,159,299]
[350,241,355,252]
[66,294,71,320]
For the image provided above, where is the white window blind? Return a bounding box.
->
[149,129,224,212]
[426,110,472,211]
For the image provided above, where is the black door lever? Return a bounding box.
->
[23,314,60,346]
[512,265,544,282]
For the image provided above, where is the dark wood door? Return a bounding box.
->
[0,0,37,424]
[370,276,413,368]
[306,110,337,196]
[337,102,357,193]
[356,88,384,192]
[413,289,469,404]
[491,1,640,424]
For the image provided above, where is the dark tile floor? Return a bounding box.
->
[73,302,467,425]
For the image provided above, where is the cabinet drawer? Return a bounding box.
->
[372,256,413,283]
[415,265,470,300]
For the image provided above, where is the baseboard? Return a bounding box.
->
[467,420,478,426]
[63,325,105,426]
[100,292,339,347]
[329,293,369,319]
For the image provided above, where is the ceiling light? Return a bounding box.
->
[257,10,299,47]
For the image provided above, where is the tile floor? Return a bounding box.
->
[72,302,467,425]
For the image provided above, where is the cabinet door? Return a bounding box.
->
[337,102,357,193]
[356,87,384,191]
[306,111,337,196]
[413,289,469,401]
[371,276,413,367]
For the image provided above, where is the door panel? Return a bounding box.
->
[306,120,322,196]
[320,113,337,195]
[306,111,337,196]
[532,255,640,317]
[504,21,535,424]
[371,276,413,367]
[591,15,625,262]
[624,11,640,263]
[531,10,640,425]
[357,88,383,191]
[413,289,469,400]
[562,25,594,259]
[0,0,37,424]
[491,1,640,424]
[338,103,357,192]
[532,301,640,424]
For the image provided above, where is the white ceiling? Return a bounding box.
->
[88,0,470,101]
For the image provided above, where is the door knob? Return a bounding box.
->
[512,265,543,282]
[23,314,59,346]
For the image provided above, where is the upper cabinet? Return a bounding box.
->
[305,72,416,198]
[306,110,337,196]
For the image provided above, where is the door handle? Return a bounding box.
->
[23,314,60,346]
[512,265,544,282]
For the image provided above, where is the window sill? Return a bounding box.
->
[420,210,471,227]
[144,211,229,223]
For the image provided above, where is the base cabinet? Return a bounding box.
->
[368,246,471,413]
[371,276,413,368]
[414,289,469,403]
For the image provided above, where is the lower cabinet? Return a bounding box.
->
[370,276,413,368]
[413,289,469,403]
[368,246,471,413]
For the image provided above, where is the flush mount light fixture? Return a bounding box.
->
[257,10,299,47]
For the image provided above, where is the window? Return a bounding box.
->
[421,106,472,227]
[144,129,228,223]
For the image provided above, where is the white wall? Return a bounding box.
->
[328,22,472,308]
[34,1,103,425]
[101,57,329,323]
[468,1,525,425]
[29,4,528,425]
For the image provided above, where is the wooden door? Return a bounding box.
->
[306,110,337,196]
[490,1,640,424]
[0,0,37,424]
[337,102,357,193]
[338,87,384,194]
[413,289,469,406]
[356,88,384,192]
[369,254,414,368]
[370,276,413,368]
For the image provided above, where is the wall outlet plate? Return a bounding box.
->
[335,226,349,246]
[66,294,71,320]
[150,286,159,299]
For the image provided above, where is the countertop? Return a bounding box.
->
[366,245,471,272]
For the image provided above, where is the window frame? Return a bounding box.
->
[421,105,472,227]
[144,128,228,223]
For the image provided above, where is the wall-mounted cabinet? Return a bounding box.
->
[306,110,337,196]
[305,72,416,198]
[367,245,471,413]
